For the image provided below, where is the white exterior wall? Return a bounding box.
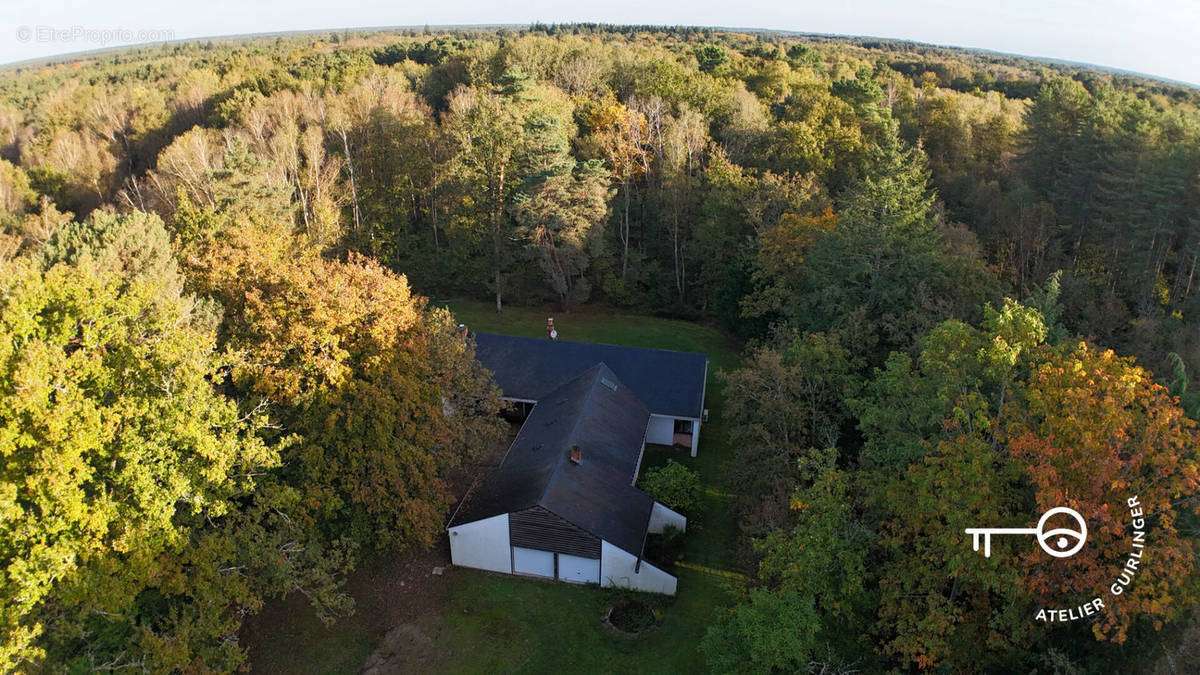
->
[692,359,709,457]
[600,540,677,595]
[647,414,702,456]
[645,414,675,445]
[647,502,687,534]
[448,514,512,573]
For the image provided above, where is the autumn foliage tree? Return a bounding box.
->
[4,24,1200,673]
[579,98,651,279]
[1006,344,1200,642]
[182,215,505,549]
[0,217,344,671]
[723,299,1200,672]
[863,303,1200,670]
[0,193,506,668]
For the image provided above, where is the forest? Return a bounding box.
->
[1,24,1199,672]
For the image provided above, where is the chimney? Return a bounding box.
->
[547,317,557,340]
[569,444,581,464]
[457,324,468,340]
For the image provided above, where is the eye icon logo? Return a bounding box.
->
[965,507,1087,558]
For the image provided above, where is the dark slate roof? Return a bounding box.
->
[450,363,655,555]
[472,332,708,419]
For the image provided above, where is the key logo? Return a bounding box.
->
[965,506,1087,558]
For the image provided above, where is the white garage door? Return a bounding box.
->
[512,547,555,578]
[557,554,600,584]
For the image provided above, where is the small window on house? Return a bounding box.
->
[674,419,694,434]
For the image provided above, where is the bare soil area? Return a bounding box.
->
[240,428,515,674]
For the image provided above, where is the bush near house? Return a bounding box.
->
[640,459,704,515]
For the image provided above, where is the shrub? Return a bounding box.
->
[640,460,703,514]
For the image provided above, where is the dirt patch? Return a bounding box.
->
[348,543,453,625]
[240,544,456,673]
[241,429,516,673]
[360,623,434,675]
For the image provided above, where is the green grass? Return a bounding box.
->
[423,566,740,673]
[440,300,742,373]
[247,301,745,674]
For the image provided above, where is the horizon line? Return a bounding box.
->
[2,22,1196,90]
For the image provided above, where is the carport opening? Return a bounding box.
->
[672,419,694,448]
[501,399,534,424]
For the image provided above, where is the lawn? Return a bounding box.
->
[440,301,742,373]
[245,301,745,674]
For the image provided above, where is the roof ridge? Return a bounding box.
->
[537,363,607,505]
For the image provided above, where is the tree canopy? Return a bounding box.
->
[2,24,1199,671]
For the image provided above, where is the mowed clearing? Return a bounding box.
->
[242,301,744,674]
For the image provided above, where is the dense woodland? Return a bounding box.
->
[1,25,1200,672]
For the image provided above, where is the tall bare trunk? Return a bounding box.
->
[1186,250,1198,299]
[672,207,683,303]
[495,269,502,313]
[494,165,506,313]
[621,179,631,278]
[429,164,440,248]
[339,126,361,237]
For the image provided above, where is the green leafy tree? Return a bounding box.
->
[769,127,999,361]
[0,242,340,670]
[640,460,703,515]
[1166,352,1200,418]
[40,210,182,295]
[695,45,729,74]
[857,301,1200,669]
[443,70,574,311]
[721,329,862,555]
[703,464,875,674]
[513,159,611,308]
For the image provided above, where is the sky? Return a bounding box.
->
[2,0,1198,85]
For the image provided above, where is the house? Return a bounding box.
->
[471,332,709,456]
[448,344,704,594]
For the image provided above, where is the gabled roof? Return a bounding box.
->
[449,363,654,555]
[472,332,707,419]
